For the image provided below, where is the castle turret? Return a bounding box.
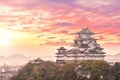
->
[29,57,43,64]
[57,47,67,53]
[56,47,67,64]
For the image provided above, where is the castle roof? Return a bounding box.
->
[57,47,67,51]
[77,28,95,35]
[34,57,43,62]
[29,57,43,64]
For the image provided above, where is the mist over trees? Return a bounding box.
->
[11,61,120,80]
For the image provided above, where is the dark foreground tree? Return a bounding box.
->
[57,63,77,80]
[11,61,77,80]
[79,60,110,80]
[11,61,59,80]
[11,61,120,80]
[110,62,120,80]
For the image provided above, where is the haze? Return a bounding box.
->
[0,0,120,63]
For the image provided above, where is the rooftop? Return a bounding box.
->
[77,28,95,35]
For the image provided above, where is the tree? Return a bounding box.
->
[79,60,110,80]
[110,62,120,80]
[91,60,110,80]
[11,60,111,80]
[11,61,58,80]
[58,63,77,80]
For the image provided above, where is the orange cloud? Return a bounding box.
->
[0,0,119,58]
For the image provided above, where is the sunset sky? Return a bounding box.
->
[0,0,120,60]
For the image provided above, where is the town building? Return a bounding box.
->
[56,28,105,64]
[29,57,43,64]
[0,64,21,80]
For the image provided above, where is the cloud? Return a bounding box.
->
[53,22,75,27]
[42,41,71,46]
[0,0,120,60]
[76,0,115,8]
[102,42,120,55]
[0,0,119,47]
[47,37,56,39]
[36,35,46,38]
[59,30,69,34]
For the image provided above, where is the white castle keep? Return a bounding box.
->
[56,28,105,64]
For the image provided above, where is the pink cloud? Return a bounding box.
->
[42,41,71,46]
[0,0,119,47]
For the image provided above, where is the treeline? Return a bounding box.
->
[11,61,120,80]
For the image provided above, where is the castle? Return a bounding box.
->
[56,28,105,64]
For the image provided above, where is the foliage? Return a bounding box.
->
[58,63,77,80]
[11,61,120,80]
[109,62,120,80]
[11,61,59,80]
[79,60,110,80]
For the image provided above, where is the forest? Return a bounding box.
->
[11,60,120,80]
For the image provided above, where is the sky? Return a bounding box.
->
[0,0,120,61]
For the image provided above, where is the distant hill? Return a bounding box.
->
[105,53,120,62]
[0,54,32,66]
[8,54,27,60]
[0,53,119,65]
[0,56,6,59]
[114,53,120,57]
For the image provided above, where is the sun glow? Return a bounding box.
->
[1,34,10,46]
[0,29,14,46]
[0,28,34,47]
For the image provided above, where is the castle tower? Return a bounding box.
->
[56,28,105,64]
[56,47,67,64]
